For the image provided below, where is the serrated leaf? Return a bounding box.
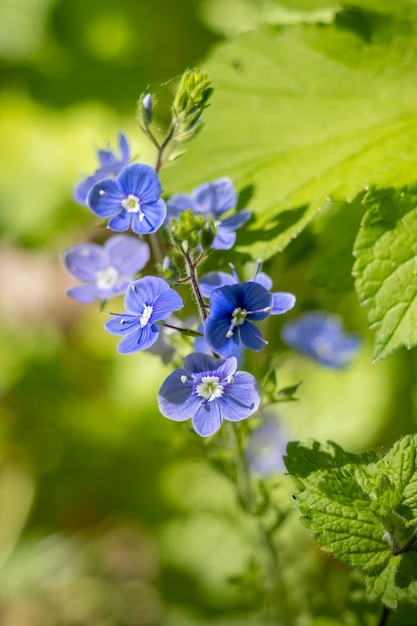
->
[285,436,417,608]
[352,186,417,361]
[162,9,417,260]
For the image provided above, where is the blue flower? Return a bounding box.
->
[246,415,290,477]
[62,234,150,303]
[104,276,183,353]
[73,132,130,205]
[158,352,260,437]
[281,311,361,369]
[204,282,273,355]
[200,263,296,316]
[166,177,251,250]
[88,163,167,235]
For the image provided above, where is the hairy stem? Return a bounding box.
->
[182,247,208,324]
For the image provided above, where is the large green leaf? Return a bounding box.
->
[285,436,417,608]
[162,9,417,260]
[353,186,417,361]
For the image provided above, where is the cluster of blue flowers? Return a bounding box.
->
[64,122,361,441]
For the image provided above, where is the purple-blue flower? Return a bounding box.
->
[104,276,183,353]
[246,415,290,477]
[204,282,273,356]
[88,163,167,235]
[62,235,150,303]
[73,132,130,205]
[158,352,260,437]
[166,177,251,250]
[281,311,361,369]
[200,263,296,316]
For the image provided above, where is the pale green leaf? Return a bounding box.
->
[352,187,417,361]
[162,9,417,260]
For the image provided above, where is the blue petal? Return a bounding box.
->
[117,163,161,201]
[62,243,105,281]
[183,352,227,375]
[221,371,260,421]
[199,272,236,298]
[240,282,272,320]
[118,132,130,164]
[166,193,194,222]
[108,212,131,232]
[212,229,236,250]
[271,292,296,315]
[192,177,237,216]
[253,271,273,291]
[239,320,267,351]
[220,210,252,231]
[124,276,170,314]
[204,316,234,352]
[158,369,201,421]
[152,288,183,321]
[67,285,100,304]
[117,323,159,352]
[209,286,239,319]
[105,235,150,275]
[88,179,124,218]
[104,315,141,336]
[192,402,223,437]
[130,199,167,234]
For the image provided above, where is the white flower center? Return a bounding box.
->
[226,307,248,338]
[96,266,119,290]
[139,304,153,327]
[122,194,141,213]
[196,375,224,402]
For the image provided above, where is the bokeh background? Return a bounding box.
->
[2,1,417,624]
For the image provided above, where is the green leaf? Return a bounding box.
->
[284,435,417,608]
[162,9,417,260]
[352,186,417,361]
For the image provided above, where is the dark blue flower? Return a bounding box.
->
[104,276,183,353]
[62,234,150,303]
[246,415,290,477]
[166,177,251,250]
[204,282,273,355]
[88,163,167,235]
[281,311,361,369]
[73,132,130,205]
[200,263,296,316]
[158,352,260,437]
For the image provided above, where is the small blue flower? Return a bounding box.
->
[204,282,273,355]
[166,177,251,250]
[104,276,183,353]
[88,163,167,235]
[158,352,260,437]
[246,415,290,477]
[200,263,296,316]
[74,132,130,205]
[281,311,361,369]
[62,234,150,303]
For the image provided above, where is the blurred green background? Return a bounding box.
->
[2,1,417,624]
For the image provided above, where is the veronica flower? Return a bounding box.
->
[158,352,260,437]
[104,276,183,353]
[166,177,251,250]
[200,262,296,316]
[62,235,150,303]
[281,311,361,369]
[74,132,130,205]
[88,163,167,235]
[204,282,273,356]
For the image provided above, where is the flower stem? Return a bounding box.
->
[376,604,390,626]
[181,246,208,325]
